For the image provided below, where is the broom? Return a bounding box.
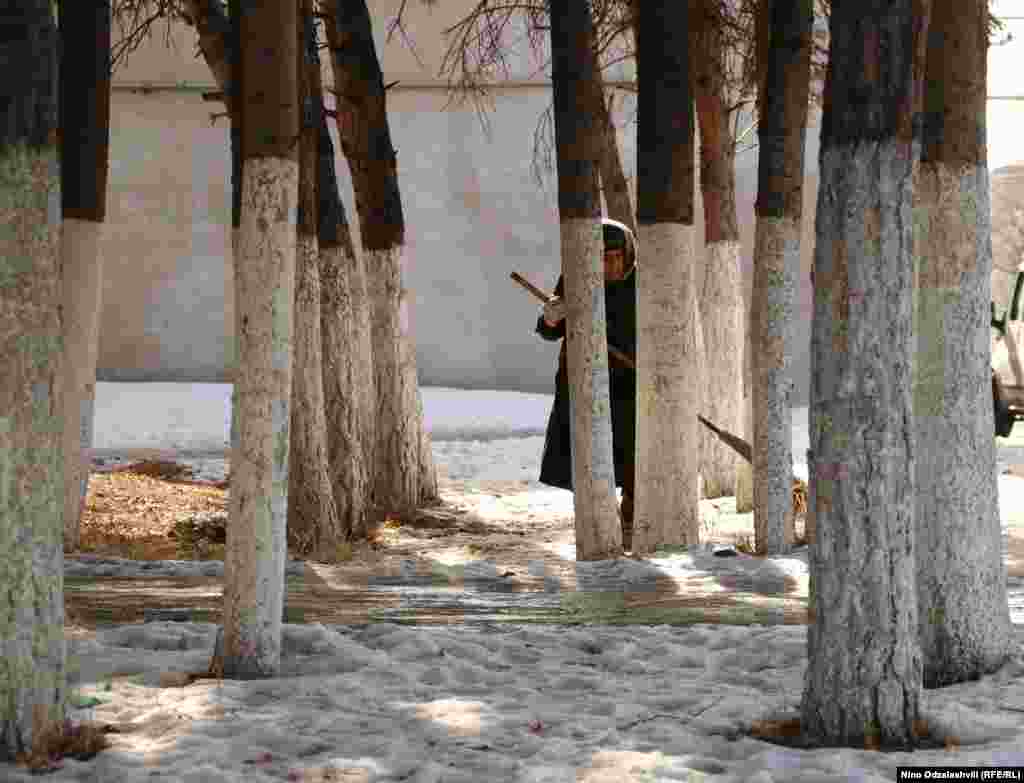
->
[697,414,807,517]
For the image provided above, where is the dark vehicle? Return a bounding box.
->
[991,271,1024,437]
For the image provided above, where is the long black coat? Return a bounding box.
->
[537,268,637,491]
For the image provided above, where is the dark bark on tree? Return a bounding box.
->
[185,0,233,110]
[690,0,738,244]
[227,0,242,454]
[0,1,57,149]
[551,1,601,221]
[549,0,622,560]
[801,0,930,749]
[240,1,299,160]
[754,0,812,221]
[58,0,112,548]
[633,0,700,552]
[636,12,694,224]
[694,102,739,242]
[288,0,343,558]
[914,0,1013,687]
[750,0,812,554]
[326,0,402,251]
[59,0,110,223]
[0,0,66,760]
[229,0,242,232]
[591,76,634,233]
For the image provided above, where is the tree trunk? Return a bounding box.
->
[331,170,377,515]
[801,1,929,749]
[550,0,621,561]
[349,239,377,506]
[228,0,241,461]
[0,0,66,759]
[219,0,298,679]
[750,0,812,555]
[184,0,232,97]
[325,0,435,516]
[693,1,744,501]
[594,85,635,234]
[914,0,1013,687]
[59,0,112,550]
[417,386,438,503]
[693,295,706,502]
[287,2,342,558]
[633,0,699,554]
[315,71,372,543]
[366,245,419,510]
[181,0,371,542]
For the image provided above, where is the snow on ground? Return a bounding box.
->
[10,383,1023,782]
[38,621,1024,782]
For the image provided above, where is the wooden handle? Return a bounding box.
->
[510,272,551,303]
[512,271,636,370]
[609,346,636,370]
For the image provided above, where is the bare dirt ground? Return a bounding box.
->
[65,458,1024,638]
[65,460,813,634]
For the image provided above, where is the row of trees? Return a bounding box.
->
[437,0,758,504]
[543,0,1013,748]
[1,0,441,758]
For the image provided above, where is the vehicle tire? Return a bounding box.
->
[993,372,1013,437]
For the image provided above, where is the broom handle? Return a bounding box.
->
[510,272,637,370]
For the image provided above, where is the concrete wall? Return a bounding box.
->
[95,5,1024,407]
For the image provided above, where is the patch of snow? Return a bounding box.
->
[14,382,1022,782]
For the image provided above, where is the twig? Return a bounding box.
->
[616,697,723,732]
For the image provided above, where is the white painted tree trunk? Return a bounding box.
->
[403,291,437,504]
[0,144,68,759]
[288,232,342,557]
[913,162,1013,686]
[417,387,438,502]
[751,216,797,553]
[368,245,419,513]
[61,218,104,549]
[561,218,622,560]
[78,386,96,502]
[635,223,700,552]
[349,243,376,502]
[801,140,921,747]
[229,228,240,457]
[699,239,744,499]
[734,390,753,513]
[693,294,707,502]
[319,242,369,540]
[221,156,297,678]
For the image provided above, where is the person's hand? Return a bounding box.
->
[543,296,566,326]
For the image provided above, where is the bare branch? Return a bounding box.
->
[385,0,430,72]
[109,0,189,73]
[529,102,555,191]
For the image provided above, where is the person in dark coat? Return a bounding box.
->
[535,218,638,550]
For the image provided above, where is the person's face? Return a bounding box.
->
[604,246,626,281]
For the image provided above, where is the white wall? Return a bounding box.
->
[93,7,1024,407]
